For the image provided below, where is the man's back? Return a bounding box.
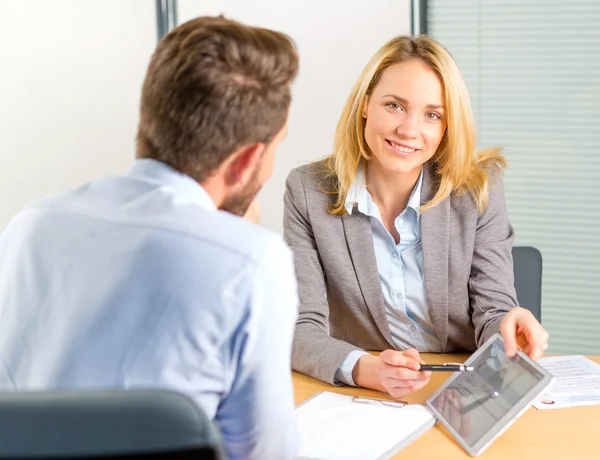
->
[0,159,299,460]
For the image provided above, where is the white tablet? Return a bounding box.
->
[425,333,552,457]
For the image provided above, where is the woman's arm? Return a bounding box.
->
[469,169,548,357]
[469,169,517,344]
[283,168,363,384]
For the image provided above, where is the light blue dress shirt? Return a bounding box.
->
[335,167,442,385]
[0,159,299,460]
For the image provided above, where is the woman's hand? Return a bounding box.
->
[500,307,549,360]
[353,349,432,399]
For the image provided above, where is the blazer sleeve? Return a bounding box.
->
[469,169,519,346]
[283,169,363,384]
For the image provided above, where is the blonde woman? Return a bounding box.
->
[283,35,549,398]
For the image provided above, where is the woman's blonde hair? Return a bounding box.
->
[326,35,506,215]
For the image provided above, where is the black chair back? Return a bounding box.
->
[0,389,224,459]
[512,246,543,323]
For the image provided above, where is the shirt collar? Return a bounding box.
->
[344,166,424,220]
[407,168,424,219]
[344,166,368,216]
[125,159,217,211]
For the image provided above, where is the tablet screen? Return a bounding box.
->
[426,334,552,455]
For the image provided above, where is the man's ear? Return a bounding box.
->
[226,143,265,186]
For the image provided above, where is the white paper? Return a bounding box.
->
[533,355,600,410]
[296,392,435,460]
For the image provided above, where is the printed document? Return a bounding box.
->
[533,355,600,410]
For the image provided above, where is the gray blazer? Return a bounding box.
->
[283,160,518,384]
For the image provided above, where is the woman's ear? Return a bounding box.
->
[362,95,370,118]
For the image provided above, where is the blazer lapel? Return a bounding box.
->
[341,210,396,349]
[420,163,450,350]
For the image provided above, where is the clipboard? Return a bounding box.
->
[296,391,436,460]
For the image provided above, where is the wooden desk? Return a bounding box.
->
[293,354,600,459]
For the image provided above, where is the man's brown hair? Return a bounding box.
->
[136,16,299,182]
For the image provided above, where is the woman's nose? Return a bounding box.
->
[396,113,419,138]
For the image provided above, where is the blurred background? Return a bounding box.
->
[0,0,598,355]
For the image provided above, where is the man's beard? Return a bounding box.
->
[220,168,262,217]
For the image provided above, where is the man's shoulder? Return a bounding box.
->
[121,206,293,277]
[17,179,290,271]
[194,212,291,266]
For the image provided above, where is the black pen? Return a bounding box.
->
[419,364,474,372]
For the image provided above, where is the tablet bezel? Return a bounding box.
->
[425,333,553,457]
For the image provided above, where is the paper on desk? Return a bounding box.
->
[296,391,435,460]
[533,355,600,410]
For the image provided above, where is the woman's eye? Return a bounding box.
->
[385,102,403,110]
[426,112,441,120]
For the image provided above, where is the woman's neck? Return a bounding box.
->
[365,161,422,219]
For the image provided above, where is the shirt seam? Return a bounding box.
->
[22,204,267,266]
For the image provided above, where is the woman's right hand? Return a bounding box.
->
[353,349,432,399]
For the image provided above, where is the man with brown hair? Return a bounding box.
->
[0,16,299,460]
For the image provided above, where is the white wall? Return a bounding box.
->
[0,0,156,228]
[179,0,412,232]
[0,0,411,234]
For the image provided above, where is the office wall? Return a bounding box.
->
[0,0,411,233]
[178,0,412,232]
[0,0,156,229]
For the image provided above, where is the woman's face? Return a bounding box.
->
[363,59,447,177]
